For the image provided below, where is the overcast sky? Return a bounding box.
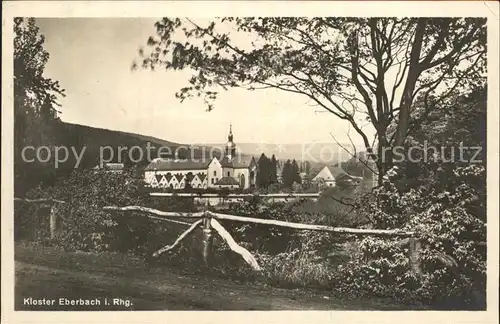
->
[37,18,374,146]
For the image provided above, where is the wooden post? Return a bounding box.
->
[32,204,40,241]
[49,204,57,240]
[201,214,213,267]
[408,238,421,276]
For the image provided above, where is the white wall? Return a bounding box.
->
[144,157,256,190]
[207,158,223,188]
[222,167,234,178]
[144,169,208,189]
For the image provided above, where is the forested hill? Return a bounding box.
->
[16,121,221,194]
[56,122,181,168]
[54,122,233,169]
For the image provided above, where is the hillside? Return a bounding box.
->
[28,122,355,172]
[54,122,186,169]
[53,122,254,169]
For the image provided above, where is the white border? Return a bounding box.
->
[2,2,499,324]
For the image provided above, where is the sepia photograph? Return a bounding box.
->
[2,1,499,323]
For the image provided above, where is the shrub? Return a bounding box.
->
[19,169,153,253]
[343,165,487,308]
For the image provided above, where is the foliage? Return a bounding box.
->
[343,89,487,309]
[341,152,374,178]
[256,153,278,188]
[137,17,486,179]
[17,170,152,253]
[281,159,301,188]
[14,18,66,196]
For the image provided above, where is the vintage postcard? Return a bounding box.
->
[2,1,499,323]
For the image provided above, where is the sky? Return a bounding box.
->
[36,18,374,146]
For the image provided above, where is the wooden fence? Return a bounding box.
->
[14,198,66,240]
[103,192,421,273]
[13,192,486,307]
[16,192,472,276]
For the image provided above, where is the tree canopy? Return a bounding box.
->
[137,17,486,180]
[14,18,66,195]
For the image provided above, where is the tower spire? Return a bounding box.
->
[228,123,233,142]
[226,122,236,159]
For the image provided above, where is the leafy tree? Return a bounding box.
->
[281,160,294,188]
[352,87,487,308]
[256,153,271,188]
[267,182,281,194]
[137,18,486,182]
[291,159,302,184]
[342,153,373,178]
[14,18,65,195]
[292,182,303,193]
[256,153,280,188]
[270,154,278,184]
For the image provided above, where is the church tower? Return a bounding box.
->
[225,124,236,160]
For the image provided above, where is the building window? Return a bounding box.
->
[213,171,217,176]
[211,178,215,184]
[227,171,230,176]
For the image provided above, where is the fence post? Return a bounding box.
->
[33,204,41,241]
[49,203,58,240]
[201,213,213,267]
[408,237,421,276]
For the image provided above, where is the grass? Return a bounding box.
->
[14,242,422,311]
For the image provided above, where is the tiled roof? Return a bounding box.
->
[215,177,240,186]
[145,158,213,171]
[196,173,207,182]
[219,155,255,168]
[155,174,163,183]
[145,155,254,172]
[326,166,348,179]
[174,173,184,182]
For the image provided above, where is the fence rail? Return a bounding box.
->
[149,192,321,198]
[14,193,486,307]
[103,198,420,273]
[103,205,415,237]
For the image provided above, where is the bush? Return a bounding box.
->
[18,169,155,253]
[342,165,487,309]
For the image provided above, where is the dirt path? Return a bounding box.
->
[14,244,414,310]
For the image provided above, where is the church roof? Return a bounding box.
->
[144,158,213,171]
[215,177,240,186]
[219,155,255,168]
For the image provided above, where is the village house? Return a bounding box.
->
[312,165,362,188]
[144,126,257,190]
[92,162,125,173]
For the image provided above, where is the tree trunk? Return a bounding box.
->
[394,19,427,148]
